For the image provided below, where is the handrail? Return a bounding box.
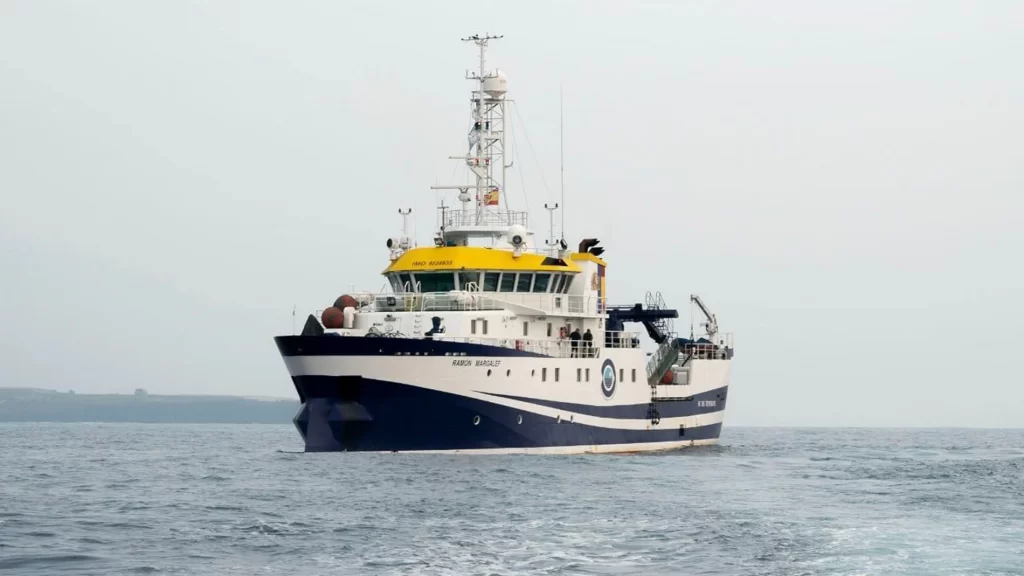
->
[442,209,529,229]
[604,331,641,349]
[352,291,607,315]
[432,336,599,359]
[645,333,680,385]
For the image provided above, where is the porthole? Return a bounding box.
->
[556,415,561,423]
[517,415,523,425]
[506,369,511,377]
[570,415,574,423]
[487,369,492,376]
[531,369,536,377]
[472,415,481,426]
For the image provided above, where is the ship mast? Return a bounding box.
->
[431,34,531,250]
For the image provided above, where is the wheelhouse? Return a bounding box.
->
[385,270,576,294]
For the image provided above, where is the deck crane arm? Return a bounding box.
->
[690,294,719,343]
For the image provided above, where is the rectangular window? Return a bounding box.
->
[415,272,455,293]
[532,273,551,293]
[551,274,563,293]
[482,319,489,335]
[547,323,552,337]
[542,367,547,382]
[585,368,590,382]
[631,369,636,382]
[458,272,480,291]
[523,322,529,336]
[515,273,533,292]
[561,276,574,293]
[399,273,413,291]
[554,296,562,309]
[483,272,500,292]
[555,367,560,382]
[619,368,624,383]
[499,273,516,292]
[577,368,582,382]
[471,320,477,334]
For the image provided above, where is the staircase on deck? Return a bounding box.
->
[605,292,695,426]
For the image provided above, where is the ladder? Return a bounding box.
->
[645,291,674,339]
[645,333,680,385]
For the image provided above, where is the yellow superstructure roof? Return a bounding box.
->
[383,246,583,274]
[570,252,608,267]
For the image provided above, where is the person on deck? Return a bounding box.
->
[569,328,581,357]
[583,329,594,357]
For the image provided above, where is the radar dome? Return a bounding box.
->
[507,224,527,247]
[482,69,508,98]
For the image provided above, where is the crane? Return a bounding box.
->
[690,294,719,344]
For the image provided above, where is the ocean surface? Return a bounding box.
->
[1,425,1021,575]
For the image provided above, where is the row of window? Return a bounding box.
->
[388,271,575,294]
[485,366,638,383]
[470,320,561,337]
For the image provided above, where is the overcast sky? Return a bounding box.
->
[2,1,1021,427]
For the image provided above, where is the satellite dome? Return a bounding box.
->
[482,69,508,98]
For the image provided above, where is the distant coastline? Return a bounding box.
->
[0,387,297,424]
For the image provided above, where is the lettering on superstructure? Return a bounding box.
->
[410,260,453,267]
[450,359,502,367]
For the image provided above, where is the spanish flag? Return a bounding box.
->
[483,187,500,206]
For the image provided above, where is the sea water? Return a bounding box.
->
[1,424,1021,575]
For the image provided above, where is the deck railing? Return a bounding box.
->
[353,291,606,316]
[432,336,593,358]
[441,209,529,230]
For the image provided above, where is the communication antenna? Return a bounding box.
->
[560,85,565,243]
[398,208,412,239]
[544,202,559,255]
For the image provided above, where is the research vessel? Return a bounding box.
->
[273,35,734,453]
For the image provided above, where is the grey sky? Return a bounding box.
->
[2,1,1021,427]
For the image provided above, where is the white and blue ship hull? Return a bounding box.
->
[275,335,729,454]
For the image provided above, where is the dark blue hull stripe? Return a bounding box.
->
[482,387,727,419]
[290,376,722,452]
[275,335,547,358]
[294,376,726,420]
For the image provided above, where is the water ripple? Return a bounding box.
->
[1,424,1022,575]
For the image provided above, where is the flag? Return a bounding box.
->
[484,187,500,206]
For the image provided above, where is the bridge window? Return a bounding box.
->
[515,273,533,292]
[499,272,516,292]
[483,272,500,291]
[532,273,551,293]
[458,272,480,291]
[561,276,574,293]
[398,273,413,292]
[415,272,455,293]
[551,274,563,293]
